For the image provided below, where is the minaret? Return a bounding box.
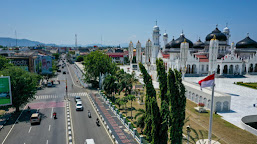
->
[128,41,134,64]
[180,39,189,79]
[163,30,168,52]
[145,39,152,64]
[231,42,235,55]
[136,41,142,63]
[223,23,230,45]
[209,35,219,74]
[152,21,161,64]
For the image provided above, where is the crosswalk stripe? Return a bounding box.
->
[34,92,88,100]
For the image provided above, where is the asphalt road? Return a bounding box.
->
[1,57,112,144]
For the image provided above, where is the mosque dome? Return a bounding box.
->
[193,38,205,48]
[165,36,175,49]
[153,25,160,31]
[236,34,257,48]
[223,27,230,34]
[206,27,227,41]
[170,33,193,48]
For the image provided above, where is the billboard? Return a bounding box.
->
[0,76,12,106]
[41,56,53,74]
[11,59,29,72]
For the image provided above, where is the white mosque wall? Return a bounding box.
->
[183,80,231,112]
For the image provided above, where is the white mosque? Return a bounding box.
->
[128,23,257,80]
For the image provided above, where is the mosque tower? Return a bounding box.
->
[151,21,161,64]
[145,39,152,64]
[223,23,231,45]
[231,42,235,55]
[180,39,189,79]
[163,31,168,51]
[208,35,219,74]
[128,41,134,64]
[136,41,142,63]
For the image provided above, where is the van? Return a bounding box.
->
[30,113,41,125]
[85,139,95,144]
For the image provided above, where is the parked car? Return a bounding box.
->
[85,139,95,144]
[47,82,53,87]
[63,71,66,74]
[57,69,61,72]
[76,101,83,111]
[74,96,81,103]
[30,113,41,125]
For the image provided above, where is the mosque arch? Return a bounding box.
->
[223,101,229,111]
[192,64,197,74]
[223,65,228,74]
[188,91,191,99]
[207,100,211,109]
[217,65,220,74]
[229,65,233,74]
[199,96,202,103]
[216,101,222,112]
[195,94,199,103]
[249,63,254,72]
[192,93,195,101]
[203,98,207,106]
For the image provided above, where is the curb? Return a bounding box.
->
[66,102,74,144]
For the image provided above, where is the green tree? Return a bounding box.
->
[135,108,146,133]
[52,53,60,60]
[121,97,128,116]
[156,58,169,143]
[103,75,117,101]
[139,63,161,143]
[83,51,117,87]
[168,69,186,144]
[0,55,13,71]
[0,67,39,112]
[76,55,84,62]
[115,98,124,110]
[127,95,136,119]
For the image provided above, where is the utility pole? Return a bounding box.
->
[75,34,77,49]
[15,30,17,47]
[66,78,68,99]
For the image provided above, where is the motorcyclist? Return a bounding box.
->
[96,118,99,124]
[53,112,57,119]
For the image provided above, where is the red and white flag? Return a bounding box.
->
[198,74,215,89]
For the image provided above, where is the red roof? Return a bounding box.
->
[195,55,209,62]
[107,53,127,57]
[162,53,170,59]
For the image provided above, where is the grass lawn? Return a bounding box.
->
[0,98,11,105]
[236,82,257,89]
[111,87,257,144]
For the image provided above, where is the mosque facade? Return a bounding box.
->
[129,24,257,80]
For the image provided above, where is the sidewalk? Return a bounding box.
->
[90,91,138,144]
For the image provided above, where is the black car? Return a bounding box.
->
[63,71,66,74]
[57,69,61,72]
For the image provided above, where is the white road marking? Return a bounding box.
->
[67,64,82,88]
[46,140,48,144]
[51,107,53,118]
[48,125,51,131]
[1,104,28,144]
[28,127,32,133]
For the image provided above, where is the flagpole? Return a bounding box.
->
[208,71,215,144]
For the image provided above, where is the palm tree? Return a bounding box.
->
[135,108,146,133]
[122,97,128,116]
[127,95,136,119]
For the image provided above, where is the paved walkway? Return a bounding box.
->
[90,92,137,144]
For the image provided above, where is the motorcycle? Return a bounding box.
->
[88,110,91,118]
[53,112,57,119]
[96,118,100,126]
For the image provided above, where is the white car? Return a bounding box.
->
[85,139,95,144]
[74,96,81,103]
[76,101,83,111]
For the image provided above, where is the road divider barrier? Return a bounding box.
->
[66,102,74,144]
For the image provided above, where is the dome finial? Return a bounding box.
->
[247,33,249,37]
[216,24,218,28]
[182,29,184,34]
[155,20,157,26]
[226,23,228,27]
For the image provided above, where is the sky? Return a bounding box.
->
[1,0,257,46]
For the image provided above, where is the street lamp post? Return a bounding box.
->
[186,125,191,144]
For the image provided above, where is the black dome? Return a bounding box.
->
[236,36,257,48]
[193,38,205,48]
[206,27,227,41]
[169,34,193,48]
[165,37,174,49]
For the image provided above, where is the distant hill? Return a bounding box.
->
[0,37,57,47]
